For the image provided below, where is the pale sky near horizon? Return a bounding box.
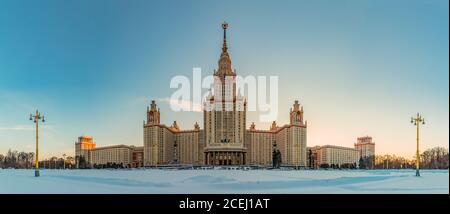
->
[0,0,448,159]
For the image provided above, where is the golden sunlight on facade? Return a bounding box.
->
[72,24,380,169]
[142,23,307,167]
[75,136,143,168]
[75,23,309,168]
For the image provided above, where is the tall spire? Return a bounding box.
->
[217,21,234,76]
[222,22,228,53]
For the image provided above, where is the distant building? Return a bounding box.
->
[307,146,320,169]
[310,145,360,168]
[75,136,140,168]
[89,145,134,166]
[354,136,375,158]
[307,136,376,169]
[132,146,144,167]
[75,136,95,167]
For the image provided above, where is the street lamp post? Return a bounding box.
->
[29,110,45,177]
[411,113,425,177]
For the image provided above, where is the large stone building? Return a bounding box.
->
[74,23,308,168]
[308,145,360,168]
[68,24,382,171]
[143,109,204,166]
[245,104,307,167]
[131,146,144,168]
[307,136,376,169]
[89,145,134,166]
[75,136,143,167]
[75,136,95,165]
[354,136,375,158]
[143,23,307,167]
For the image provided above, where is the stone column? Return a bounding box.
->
[232,152,235,165]
[225,152,228,165]
[216,152,219,165]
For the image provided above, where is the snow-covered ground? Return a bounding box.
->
[0,169,448,194]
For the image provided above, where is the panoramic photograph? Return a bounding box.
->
[0,0,448,208]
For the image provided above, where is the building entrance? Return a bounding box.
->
[205,151,245,166]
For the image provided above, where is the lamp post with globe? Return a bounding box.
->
[29,110,45,177]
[411,113,425,177]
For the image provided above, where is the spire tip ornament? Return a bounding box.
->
[222,21,228,30]
[217,21,234,76]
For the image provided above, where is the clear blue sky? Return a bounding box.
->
[0,0,448,158]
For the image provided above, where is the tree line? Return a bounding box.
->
[0,150,34,168]
[419,147,448,169]
[75,156,133,169]
[0,149,75,169]
[319,163,358,169]
[2,146,448,169]
[374,147,448,169]
[308,146,448,170]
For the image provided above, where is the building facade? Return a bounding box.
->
[89,145,134,166]
[75,23,308,168]
[142,23,307,167]
[307,146,320,169]
[354,136,375,158]
[311,145,360,168]
[143,103,205,166]
[75,136,141,167]
[246,115,307,167]
[132,146,144,167]
[75,136,95,167]
[308,136,376,169]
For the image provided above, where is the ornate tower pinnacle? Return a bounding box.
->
[217,21,234,76]
[222,21,228,52]
[146,100,160,125]
[290,100,304,125]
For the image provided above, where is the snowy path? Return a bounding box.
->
[0,169,448,193]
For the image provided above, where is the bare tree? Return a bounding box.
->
[28,152,34,168]
[0,154,4,168]
[66,156,74,169]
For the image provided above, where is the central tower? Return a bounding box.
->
[203,22,247,165]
